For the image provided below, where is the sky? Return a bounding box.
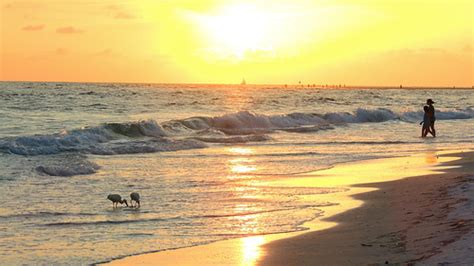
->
[1,0,473,86]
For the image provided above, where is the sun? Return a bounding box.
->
[197,4,274,58]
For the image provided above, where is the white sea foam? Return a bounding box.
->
[1,108,472,156]
[165,108,474,134]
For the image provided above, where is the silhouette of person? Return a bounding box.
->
[426,99,436,137]
[420,105,433,137]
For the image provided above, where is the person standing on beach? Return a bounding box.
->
[426,99,436,137]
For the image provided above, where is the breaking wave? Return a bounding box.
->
[161,108,474,134]
[0,121,207,156]
[0,108,472,157]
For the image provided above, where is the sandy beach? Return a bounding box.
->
[261,151,474,265]
[106,150,474,265]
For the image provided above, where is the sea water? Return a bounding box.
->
[0,82,473,264]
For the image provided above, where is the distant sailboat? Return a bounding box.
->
[241,78,246,85]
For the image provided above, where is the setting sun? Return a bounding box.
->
[2,0,471,85]
[196,4,274,58]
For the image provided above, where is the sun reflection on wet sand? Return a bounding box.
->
[424,151,439,164]
[259,152,460,188]
[241,236,265,265]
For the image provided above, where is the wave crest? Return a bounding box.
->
[105,120,167,138]
[1,108,472,157]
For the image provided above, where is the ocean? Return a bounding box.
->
[0,82,473,264]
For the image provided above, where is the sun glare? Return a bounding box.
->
[241,236,265,265]
[198,4,274,58]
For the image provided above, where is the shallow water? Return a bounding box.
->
[0,82,473,264]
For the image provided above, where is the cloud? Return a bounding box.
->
[56,26,84,34]
[115,12,135,19]
[22,24,45,31]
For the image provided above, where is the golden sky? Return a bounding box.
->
[1,0,473,86]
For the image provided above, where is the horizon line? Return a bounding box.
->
[0,79,473,89]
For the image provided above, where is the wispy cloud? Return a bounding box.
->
[22,24,45,31]
[56,26,84,34]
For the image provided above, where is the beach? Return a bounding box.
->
[1,83,473,265]
[107,150,474,265]
[3,0,473,264]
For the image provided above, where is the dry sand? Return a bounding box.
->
[106,151,474,266]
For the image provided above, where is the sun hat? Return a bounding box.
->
[427,99,435,104]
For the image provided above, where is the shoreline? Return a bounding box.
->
[104,150,473,265]
[261,150,474,265]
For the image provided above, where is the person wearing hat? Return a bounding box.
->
[426,99,436,137]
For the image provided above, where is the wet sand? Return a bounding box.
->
[106,150,474,265]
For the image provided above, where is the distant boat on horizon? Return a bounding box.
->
[240,78,246,85]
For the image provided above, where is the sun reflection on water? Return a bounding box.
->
[228,147,266,265]
[231,165,257,174]
[227,147,258,177]
[229,147,255,155]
